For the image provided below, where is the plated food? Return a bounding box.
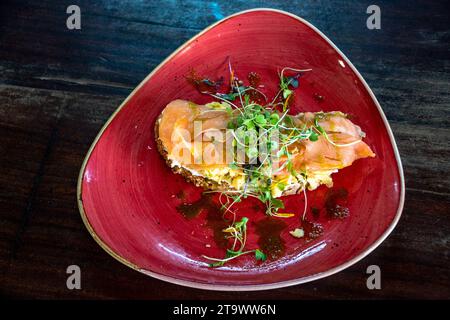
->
[78,9,403,290]
[156,65,375,266]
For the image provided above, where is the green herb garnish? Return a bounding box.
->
[198,63,318,267]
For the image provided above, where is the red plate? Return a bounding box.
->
[78,9,404,290]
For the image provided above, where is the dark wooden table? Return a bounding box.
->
[1,0,449,299]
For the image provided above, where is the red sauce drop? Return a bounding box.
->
[176,194,229,248]
[186,69,223,94]
[205,206,229,249]
[302,219,324,240]
[176,194,208,219]
[325,187,349,219]
[313,93,325,102]
[176,190,185,200]
[311,207,320,218]
[255,217,287,260]
[247,72,261,87]
[247,72,264,103]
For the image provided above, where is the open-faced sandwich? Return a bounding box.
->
[155,65,375,266]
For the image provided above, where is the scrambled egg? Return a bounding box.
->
[201,166,246,190]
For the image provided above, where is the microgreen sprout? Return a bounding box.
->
[202,216,267,267]
[213,63,319,219]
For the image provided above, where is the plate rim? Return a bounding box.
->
[77,8,405,291]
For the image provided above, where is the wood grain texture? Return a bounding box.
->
[0,0,449,299]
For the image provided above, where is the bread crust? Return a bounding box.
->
[154,115,231,191]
